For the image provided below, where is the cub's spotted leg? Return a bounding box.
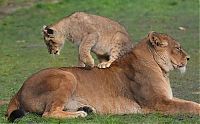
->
[79,33,98,68]
[97,51,119,68]
[97,55,109,63]
[78,54,86,67]
[98,31,132,69]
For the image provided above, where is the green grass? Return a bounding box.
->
[0,0,199,123]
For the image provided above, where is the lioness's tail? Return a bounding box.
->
[6,93,25,122]
[8,109,25,122]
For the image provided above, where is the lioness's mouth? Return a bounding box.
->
[179,66,186,73]
[171,61,185,69]
[171,61,186,73]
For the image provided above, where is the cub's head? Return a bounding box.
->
[42,25,65,55]
[148,31,190,73]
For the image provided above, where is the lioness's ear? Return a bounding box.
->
[148,31,168,47]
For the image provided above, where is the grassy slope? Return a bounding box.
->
[0,0,199,123]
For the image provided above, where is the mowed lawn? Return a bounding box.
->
[0,0,199,123]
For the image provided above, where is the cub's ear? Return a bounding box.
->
[42,25,55,37]
[43,25,47,30]
[42,25,47,34]
[148,31,168,47]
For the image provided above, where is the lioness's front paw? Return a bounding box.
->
[76,111,87,118]
[98,62,111,69]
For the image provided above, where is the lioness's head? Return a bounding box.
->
[148,31,190,73]
[42,25,65,55]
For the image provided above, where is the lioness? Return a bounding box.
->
[7,32,200,122]
[42,12,133,68]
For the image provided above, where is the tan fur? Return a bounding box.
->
[42,12,133,68]
[7,32,199,119]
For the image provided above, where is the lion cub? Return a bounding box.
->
[42,12,133,68]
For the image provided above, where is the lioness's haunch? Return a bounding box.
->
[7,32,200,122]
[42,12,133,69]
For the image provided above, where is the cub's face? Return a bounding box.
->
[148,32,190,73]
[42,26,65,55]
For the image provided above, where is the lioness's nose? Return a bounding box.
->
[186,56,190,61]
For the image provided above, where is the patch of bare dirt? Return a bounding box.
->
[0,100,8,106]
[0,0,60,19]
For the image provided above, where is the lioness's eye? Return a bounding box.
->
[175,47,181,51]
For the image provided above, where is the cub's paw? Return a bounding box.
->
[98,62,111,69]
[78,62,86,67]
[87,59,95,68]
[81,57,95,68]
[76,111,87,118]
